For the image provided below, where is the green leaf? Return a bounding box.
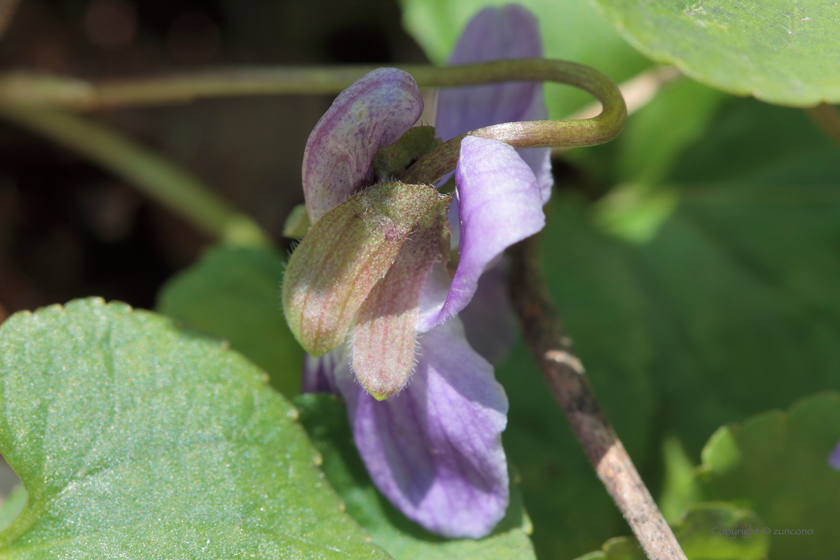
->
[640,99,840,453]
[658,437,703,523]
[397,0,652,117]
[593,0,840,105]
[698,393,840,559]
[294,393,536,560]
[157,245,303,396]
[514,98,839,557]
[569,78,729,242]
[573,503,769,560]
[0,298,389,559]
[539,199,659,463]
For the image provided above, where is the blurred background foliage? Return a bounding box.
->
[0,1,838,559]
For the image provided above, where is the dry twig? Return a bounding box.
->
[509,235,687,560]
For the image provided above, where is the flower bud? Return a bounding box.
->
[283,181,450,358]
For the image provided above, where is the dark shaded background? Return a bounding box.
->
[0,0,428,318]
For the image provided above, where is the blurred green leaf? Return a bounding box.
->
[640,99,840,453]
[397,0,652,117]
[572,79,728,242]
[514,98,839,557]
[0,298,388,559]
[156,245,303,396]
[593,0,840,105]
[573,503,769,560]
[295,393,536,560]
[616,80,727,186]
[698,393,840,559]
[659,437,703,523]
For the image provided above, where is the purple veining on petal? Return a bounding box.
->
[302,68,424,223]
[352,207,449,399]
[436,5,552,202]
[829,440,840,470]
[302,352,341,395]
[419,136,545,332]
[334,318,509,539]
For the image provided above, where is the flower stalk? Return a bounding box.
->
[0,48,676,550]
[0,60,623,243]
[509,234,687,560]
[0,106,270,247]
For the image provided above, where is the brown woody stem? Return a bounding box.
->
[508,234,687,560]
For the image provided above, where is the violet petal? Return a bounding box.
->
[303,352,341,395]
[302,68,424,222]
[335,318,509,539]
[436,5,552,202]
[458,262,518,364]
[419,136,545,332]
[829,440,840,470]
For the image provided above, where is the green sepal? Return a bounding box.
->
[282,181,451,357]
[282,204,311,238]
[373,126,441,180]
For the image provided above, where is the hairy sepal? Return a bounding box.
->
[352,200,450,400]
[283,182,451,357]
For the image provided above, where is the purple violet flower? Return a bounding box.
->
[289,5,550,539]
[830,440,840,470]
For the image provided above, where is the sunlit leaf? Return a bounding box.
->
[594,0,840,105]
[699,393,840,559]
[157,245,303,396]
[0,299,389,559]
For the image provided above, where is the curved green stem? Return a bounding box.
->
[0,107,270,247]
[0,62,624,156]
[0,60,624,243]
[401,59,626,184]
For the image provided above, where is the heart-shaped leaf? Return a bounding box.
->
[0,298,389,559]
[156,245,303,397]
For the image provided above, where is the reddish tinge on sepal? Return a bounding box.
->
[352,197,450,400]
[282,181,450,359]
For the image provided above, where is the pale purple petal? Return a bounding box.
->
[458,262,517,364]
[302,68,423,222]
[830,440,840,470]
[335,319,509,538]
[419,136,544,332]
[417,263,450,333]
[302,352,341,395]
[436,5,552,202]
